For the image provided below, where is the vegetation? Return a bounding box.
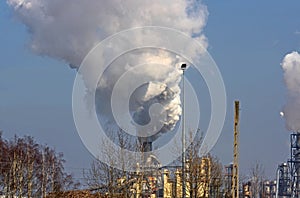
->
[84,129,225,198]
[0,128,267,198]
[84,129,138,196]
[0,131,79,197]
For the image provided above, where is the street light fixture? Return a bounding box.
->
[181,63,186,198]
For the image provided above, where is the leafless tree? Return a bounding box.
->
[209,155,224,198]
[86,128,225,198]
[0,133,78,197]
[249,162,265,198]
[84,128,137,196]
[172,129,224,198]
[185,130,223,198]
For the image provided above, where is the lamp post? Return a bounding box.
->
[181,63,187,198]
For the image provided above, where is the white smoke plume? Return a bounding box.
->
[7,0,209,141]
[281,51,300,132]
[7,0,208,67]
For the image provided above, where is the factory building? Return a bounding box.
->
[162,157,211,198]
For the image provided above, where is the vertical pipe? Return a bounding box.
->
[42,151,46,198]
[179,64,187,198]
[232,101,240,198]
[276,166,280,198]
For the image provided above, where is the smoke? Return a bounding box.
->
[7,0,209,141]
[281,51,300,132]
[7,0,208,67]
[96,50,185,142]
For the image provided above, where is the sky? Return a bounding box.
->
[1,0,300,182]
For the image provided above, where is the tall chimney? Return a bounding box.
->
[139,136,153,152]
[142,142,152,152]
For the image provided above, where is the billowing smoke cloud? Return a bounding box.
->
[96,50,185,142]
[7,0,208,141]
[7,0,208,67]
[281,51,300,132]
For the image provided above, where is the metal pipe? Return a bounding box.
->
[276,165,280,198]
[181,64,186,198]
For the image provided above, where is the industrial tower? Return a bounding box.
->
[289,133,300,197]
[232,101,240,198]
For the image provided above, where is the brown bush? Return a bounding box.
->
[46,190,102,198]
[46,190,126,198]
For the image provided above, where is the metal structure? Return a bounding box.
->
[289,133,300,197]
[161,157,212,198]
[232,101,240,198]
[276,163,291,198]
[262,180,277,198]
[181,63,187,198]
[224,164,233,196]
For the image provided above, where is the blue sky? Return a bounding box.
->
[1,0,300,180]
[203,0,300,178]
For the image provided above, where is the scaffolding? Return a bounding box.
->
[276,163,291,197]
[224,164,233,197]
[289,133,300,197]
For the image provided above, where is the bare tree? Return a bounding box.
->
[209,155,224,198]
[187,130,223,197]
[0,133,78,197]
[86,128,225,198]
[84,128,137,196]
[173,129,224,198]
[249,162,265,198]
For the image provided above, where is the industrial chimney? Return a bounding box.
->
[142,141,152,152]
[139,136,153,153]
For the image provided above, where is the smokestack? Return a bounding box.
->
[138,136,153,168]
[142,142,152,152]
[138,136,153,152]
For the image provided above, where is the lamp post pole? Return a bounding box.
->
[181,63,186,198]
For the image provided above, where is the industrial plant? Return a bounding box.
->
[78,101,300,198]
[73,101,241,198]
[2,98,299,198]
[3,0,300,197]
